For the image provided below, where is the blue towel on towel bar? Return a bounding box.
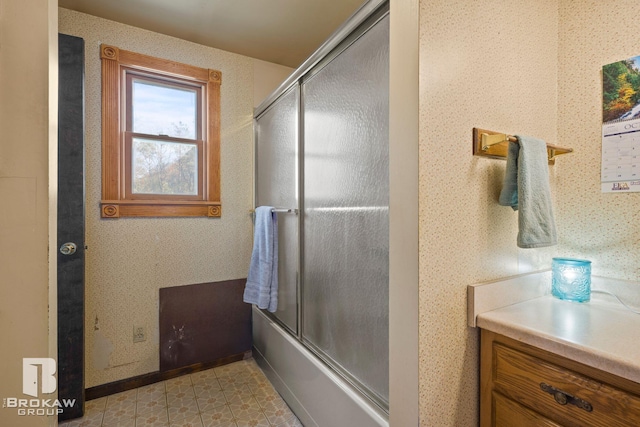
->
[244,206,278,312]
[498,136,557,248]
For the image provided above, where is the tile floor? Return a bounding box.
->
[59,358,303,427]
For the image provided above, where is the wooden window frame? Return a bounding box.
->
[100,44,221,218]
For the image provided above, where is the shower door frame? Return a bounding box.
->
[254,0,390,414]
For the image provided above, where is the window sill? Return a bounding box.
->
[100,200,221,218]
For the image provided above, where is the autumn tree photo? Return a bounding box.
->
[603,57,640,122]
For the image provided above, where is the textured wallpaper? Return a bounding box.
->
[557,0,640,281]
[419,0,640,425]
[59,8,255,387]
[419,0,559,425]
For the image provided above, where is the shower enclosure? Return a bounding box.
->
[252,2,389,426]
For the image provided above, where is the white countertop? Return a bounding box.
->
[469,273,640,385]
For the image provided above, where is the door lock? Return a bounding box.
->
[60,242,77,256]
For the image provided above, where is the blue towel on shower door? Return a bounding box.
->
[243,206,279,312]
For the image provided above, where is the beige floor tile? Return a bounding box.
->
[261,400,295,426]
[85,397,108,414]
[137,390,166,403]
[71,358,302,427]
[241,359,259,369]
[106,390,137,408]
[241,371,260,383]
[136,396,167,415]
[234,411,270,427]
[219,383,252,396]
[250,383,278,399]
[192,381,222,398]
[137,383,166,399]
[216,376,248,390]
[166,386,195,401]
[59,410,104,427]
[246,380,274,396]
[168,413,203,427]
[248,369,269,380]
[134,406,169,425]
[190,381,216,392]
[200,405,237,427]
[166,393,196,409]
[190,369,217,384]
[254,392,284,410]
[195,391,227,413]
[165,376,192,390]
[213,364,244,378]
[222,385,253,403]
[103,401,136,425]
[135,421,169,427]
[244,374,268,387]
[227,395,261,420]
[274,417,304,427]
[102,418,137,427]
[167,399,199,423]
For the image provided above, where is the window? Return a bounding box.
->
[100,44,221,218]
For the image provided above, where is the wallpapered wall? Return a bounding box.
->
[556,0,640,281]
[58,8,293,388]
[419,0,559,425]
[418,0,640,425]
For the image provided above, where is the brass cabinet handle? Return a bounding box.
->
[540,383,593,412]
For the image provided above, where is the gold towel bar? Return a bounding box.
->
[473,127,573,165]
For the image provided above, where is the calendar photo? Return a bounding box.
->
[601,55,640,193]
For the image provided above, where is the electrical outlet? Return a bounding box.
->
[133,325,146,343]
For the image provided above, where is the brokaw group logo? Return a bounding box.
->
[2,358,76,416]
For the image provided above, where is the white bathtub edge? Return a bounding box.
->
[252,343,318,427]
[252,306,389,427]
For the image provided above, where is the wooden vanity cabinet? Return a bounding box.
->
[481,330,640,427]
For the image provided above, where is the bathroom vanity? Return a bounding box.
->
[469,273,640,427]
[481,330,640,426]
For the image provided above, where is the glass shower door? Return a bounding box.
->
[302,15,390,407]
[255,85,299,334]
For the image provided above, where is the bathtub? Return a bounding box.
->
[252,306,389,427]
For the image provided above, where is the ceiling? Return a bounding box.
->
[58,0,366,68]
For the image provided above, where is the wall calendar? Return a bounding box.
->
[602,55,640,193]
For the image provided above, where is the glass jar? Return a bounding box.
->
[551,258,591,302]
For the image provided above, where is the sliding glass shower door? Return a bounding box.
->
[254,11,389,410]
[255,86,299,334]
[301,15,389,407]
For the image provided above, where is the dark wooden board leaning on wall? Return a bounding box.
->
[159,279,252,371]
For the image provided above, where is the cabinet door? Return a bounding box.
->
[482,330,640,427]
[494,391,562,427]
[494,343,640,427]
